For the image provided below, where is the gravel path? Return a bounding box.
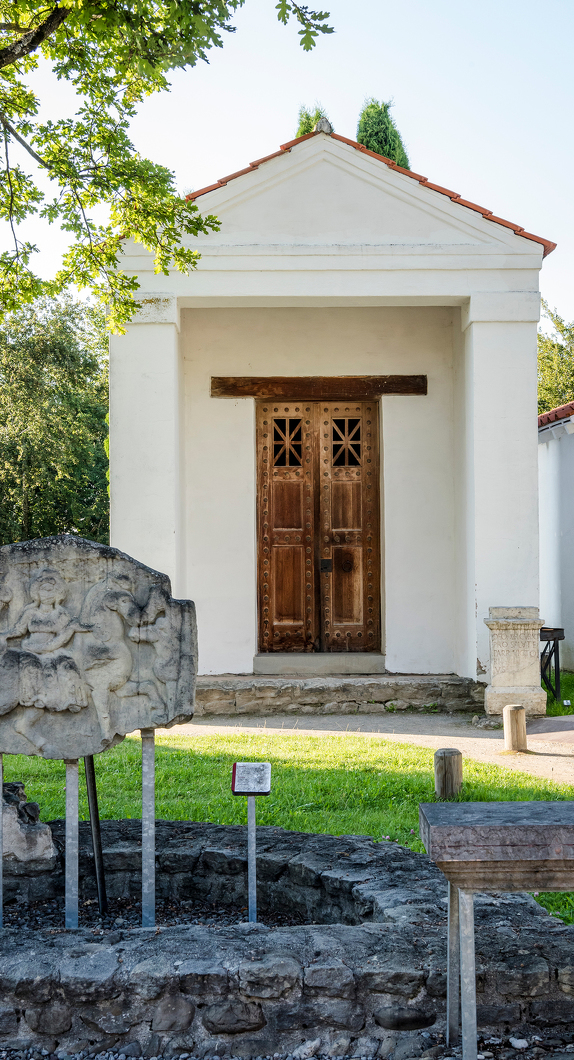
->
[2,1028,574,1060]
[157,713,574,787]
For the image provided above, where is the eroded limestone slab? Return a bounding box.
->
[0,536,196,758]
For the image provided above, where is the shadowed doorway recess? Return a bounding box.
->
[256,399,381,654]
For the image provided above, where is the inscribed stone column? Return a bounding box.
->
[484,607,546,715]
[462,291,541,682]
[109,293,184,595]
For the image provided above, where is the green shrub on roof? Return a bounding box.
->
[357,98,410,169]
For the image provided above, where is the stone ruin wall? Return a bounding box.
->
[1,823,573,1057]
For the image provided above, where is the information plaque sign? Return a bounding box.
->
[231,761,271,796]
[231,761,271,922]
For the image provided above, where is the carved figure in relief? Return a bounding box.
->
[0,536,197,759]
[79,573,143,738]
[129,585,182,712]
[0,569,90,748]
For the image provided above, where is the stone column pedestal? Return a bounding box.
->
[484,606,546,716]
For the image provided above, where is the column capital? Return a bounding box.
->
[462,291,540,331]
[130,292,179,329]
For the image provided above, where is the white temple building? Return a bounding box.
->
[109,124,555,700]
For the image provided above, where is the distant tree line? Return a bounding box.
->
[0,297,109,546]
[538,301,574,414]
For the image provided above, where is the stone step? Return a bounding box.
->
[195,673,485,717]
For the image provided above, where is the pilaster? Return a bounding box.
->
[461,292,541,680]
[109,294,184,593]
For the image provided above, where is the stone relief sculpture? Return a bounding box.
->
[0,536,196,758]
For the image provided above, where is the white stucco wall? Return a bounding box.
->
[181,306,458,676]
[109,130,548,681]
[539,425,574,668]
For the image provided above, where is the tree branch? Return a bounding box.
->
[3,128,20,267]
[0,5,70,70]
[0,111,50,168]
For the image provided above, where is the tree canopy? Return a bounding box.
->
[538,301,574,415]
[0,1,333,331]
[0,295,109,545]
[356,98,410,169]
[296,103,332,136]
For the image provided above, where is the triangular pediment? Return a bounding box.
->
[189,136,537,256]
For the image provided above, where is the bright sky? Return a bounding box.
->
[16,0,574,326]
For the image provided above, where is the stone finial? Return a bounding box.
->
[0,535,197,759]
[313,117,333,135]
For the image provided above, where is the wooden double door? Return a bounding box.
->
[257,399,381,653]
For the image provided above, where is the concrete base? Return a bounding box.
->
[484,685,547,716]
[253,653,387,675]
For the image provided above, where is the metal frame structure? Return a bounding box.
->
[540,625,565,701]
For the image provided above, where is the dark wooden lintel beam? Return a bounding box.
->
[211,375,427,399]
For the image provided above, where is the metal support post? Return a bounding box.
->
[65,759,79,929]
[446,881,460,1047]
[141,729,155,927]
[0,753,3,930]
[459,889,477,1060]
[247,795,257,922]
[84,755,108,914]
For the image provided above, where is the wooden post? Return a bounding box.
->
[434,748,463,799]
[503,704,527,752]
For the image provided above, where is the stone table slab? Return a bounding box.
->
[419,801,574,891]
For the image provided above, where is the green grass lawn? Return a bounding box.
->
[546,669,574,715]
[5,729,574,924]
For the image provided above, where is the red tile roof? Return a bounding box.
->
[186,130,556,258]
[538,401,574,428]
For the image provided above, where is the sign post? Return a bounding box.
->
[231,762,271,923]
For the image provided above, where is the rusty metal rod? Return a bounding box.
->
[84,755,108,915]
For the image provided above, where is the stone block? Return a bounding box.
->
[293,1038,322,1059]
[2,783,56,862]
[202,999,265,1034]
[324,1037,352,1057]
[304,963,355,999]
[373,1006,436,1031]
[0,1006,18,1035]
[558,965,574,995]
[484,607,546,717]
[361,962,426,997]
[484,688,547,716]
[239,955,302,998]
[201,847,247,875]
[58,947,119,1001]
[495,956,549,997]
[351,1037,380,1057]
[425,965,447,998]
[2,957,54,1001]
[126,955,175,1000]
[25,1002,71,1035]
[151,994,194,1032]
[530,997,574,1022]
[276,1000,365,1032]
[393,1035,427,1060]
[178,960,228,996]
[476,1004,521,1027]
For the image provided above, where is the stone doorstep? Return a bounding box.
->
[194,674,485,716]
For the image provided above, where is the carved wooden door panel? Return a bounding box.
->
[257,401,319,652]
[257,399,380,653]
[318,401,380,652]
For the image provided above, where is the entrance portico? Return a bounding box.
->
[109,127,554,684]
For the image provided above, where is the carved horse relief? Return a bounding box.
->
[0,536,196,759]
